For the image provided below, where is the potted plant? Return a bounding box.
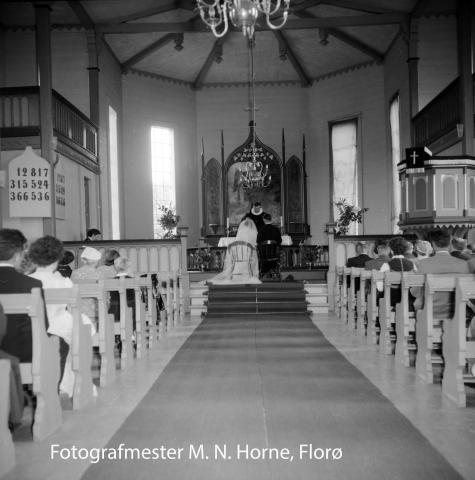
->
[334,198,368,235]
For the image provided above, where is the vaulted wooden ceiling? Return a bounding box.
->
[0,0,456,88]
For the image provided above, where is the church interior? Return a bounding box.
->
[1,0,475,479]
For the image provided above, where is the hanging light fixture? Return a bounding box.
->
[239,39,271,191]
[197,0,290,39]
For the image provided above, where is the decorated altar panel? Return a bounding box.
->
[225,134,281,226]
[201,123,309,244]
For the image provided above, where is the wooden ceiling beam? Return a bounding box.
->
[67,0,94,29]
[318,0,402,15]
[108,1,181,25]
[192,34,230,90]
[121,33,176,72]
[295,10,383,62]
[97,13,406,34]
[273,30,311,87]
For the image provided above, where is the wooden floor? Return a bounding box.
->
[4,312,475,480]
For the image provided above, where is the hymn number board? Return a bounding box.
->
[9,147,52,218]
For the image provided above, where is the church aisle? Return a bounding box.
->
[80,314,463,480]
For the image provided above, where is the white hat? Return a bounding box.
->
[81,246,101,261]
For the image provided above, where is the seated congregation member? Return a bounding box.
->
[57,250,75,278]
[0,302,24,430]
[364,239,391,270]
[84,228,101,242]
[206,218,260,284]
[404,241,417,265]
[0,229,50,364]
[346,242,371,268]
[413,240,433,266]
[28,236,95,397]
[71,247,102,320]
[346,242,371,291]
[411,229,470,316]
[450,237,471,261]
[379,237,415,305]
[97,249,120,279]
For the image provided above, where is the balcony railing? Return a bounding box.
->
[187,245,329,272]
[0,86,98,162]
[412,78,461,148]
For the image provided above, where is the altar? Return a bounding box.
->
[201,122,310,246]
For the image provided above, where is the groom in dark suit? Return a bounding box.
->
[0,229,52,363]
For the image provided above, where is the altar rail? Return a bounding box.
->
[187,245,329,271]
[0,86,98,161]
[63,228,190,312]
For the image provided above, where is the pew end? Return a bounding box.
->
[0,289,62,441]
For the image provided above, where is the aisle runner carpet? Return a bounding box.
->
[82,314,463,480]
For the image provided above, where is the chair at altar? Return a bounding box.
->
[207,240,260,284]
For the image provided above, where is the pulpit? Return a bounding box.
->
[399,148,475,237]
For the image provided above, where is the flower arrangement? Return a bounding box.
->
[157,205,180,239]
[196,248,212,271]
[334,198,368,235]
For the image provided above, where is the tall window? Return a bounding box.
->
[108,106,120,239]
[151,126,175,238]
[331,119,359,234]
[389,95,401,233]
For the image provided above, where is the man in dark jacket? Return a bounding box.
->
[257,214,282,277]
[257,214,282,245]
[0,229,49,363]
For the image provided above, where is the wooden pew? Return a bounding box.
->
[379,272,402,355]
[43,286,93,410]
[395,273,424,367]
[0,289,62,441]
[442,277,475,406]
[141,274,159,349]
[356,270,372,335]
[367,270,384,345]
[0,359,15,477]
[415,274,471,384]
[347,268,360,330]
[103,278,135,369]
[77,282,116,387]
[334,266,344,319]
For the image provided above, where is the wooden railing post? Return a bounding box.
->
[178,226,190,314]
[326,222,336,311]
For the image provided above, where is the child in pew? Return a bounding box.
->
[28,236,96,397]
[97,249,120,279]
[71,247,102,321]
[108,257,136,326]
[57,250,75,278]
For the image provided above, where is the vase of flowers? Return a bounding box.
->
[158,205,180,239]
[334,198,368,235]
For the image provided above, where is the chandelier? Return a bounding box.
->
[197,0,290,38]
[238,40,271,190]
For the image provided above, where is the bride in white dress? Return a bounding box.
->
[207,218,261,285]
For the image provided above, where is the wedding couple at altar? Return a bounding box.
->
[207,203,281,285]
